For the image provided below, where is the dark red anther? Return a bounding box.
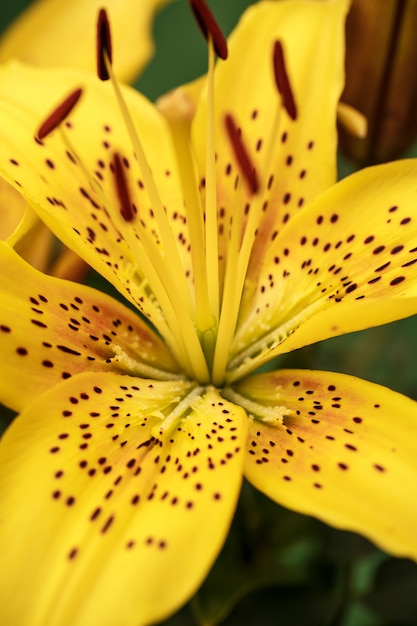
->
[189,0,228,60]
[273,41,297,121]
[97,8,112,81]
[224,113,258,194]
[113,153,134,222]
[36,88,83,140]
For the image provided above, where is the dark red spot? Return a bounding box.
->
[345,283,358,293]
[68,548,78,560]
[90,507,101,521]
[113,152,134,222]
[391,245,404,255]
[57,345,82,356]
[390,276,405,286]
[373,245,385,255]
[374,463,386,472]
[101,515,114,534]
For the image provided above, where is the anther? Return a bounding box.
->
[189,0,228,60]
[113,153,134,222]
[36,88,83,140]
[273,40,297,120]
[97,8,112,81]
[224,113,258,194]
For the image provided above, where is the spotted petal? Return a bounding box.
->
[0,62,194,345]
[0,373,247,626]
[238,369,417,560]
[0,243,177,412]
[0,0,170,82]
[191,0,348,282]
[229,160,417,380]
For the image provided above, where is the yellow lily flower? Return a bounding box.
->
[0,0,170,277]
[1,1,417,624]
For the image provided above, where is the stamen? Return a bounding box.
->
[224,114,259,194]
[95,9,211,383]
[189,0,228,59]
[273,40,297,120]
[204,38,220,329]
[113,153,134,222]
[36,89,83,140]
[97,8,112,81]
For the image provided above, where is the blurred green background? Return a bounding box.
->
[1,1,417,625]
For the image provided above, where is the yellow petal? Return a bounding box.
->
[191,0,348,281]
[230,160,417,380]
[0,0,170,83]
[7,203,57,272]
[0,243,177,412]
[0,373,247,626]
[0,62,192,343]
[0,177,28,240]
[238,369,417,561]
[1,177,85,278]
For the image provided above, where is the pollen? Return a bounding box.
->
[189,0,228,59]
[96,8,112,81]
[36,88,83,140]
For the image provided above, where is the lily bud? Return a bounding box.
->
[340,0,417,164]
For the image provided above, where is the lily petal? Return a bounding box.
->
[0,62,192,341]
[230,160,417,380]
[0,243,177,412]
[0,0,170,83]
[0,373,247,626]
[191,0,348,280]
[0,177,28,240]
[238,369,417,560]
[6,202,57,271]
